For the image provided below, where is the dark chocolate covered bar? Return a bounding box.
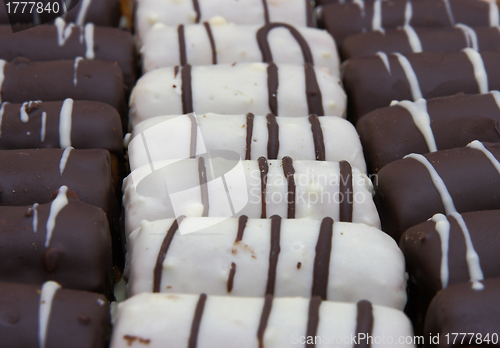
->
[342,50,500,122]
[0,58,126,115]
[357,92,500,173]
[0,281,111,348]
[0,100,123,154]
[0,188,113,297]
[375,142,500,239]
[321,0,498,43]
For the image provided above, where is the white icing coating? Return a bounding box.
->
[462,48,489,94]
[32,203,39,233]
[404,0,413,26]
[490,90,500,109]
[59,147,74,175]
[40,112,47,142]
[59,98,73,149]
[54,18,75,46]
[393,53,422,100]
[76,0,93,25]
[372,0,384,33]
[403,25,422,53]
[489,0,500,27]
[376,51,391,74]
[467,140,500,174]
[73,57,84,86]
[442,0,455,25]
[45,186,69,248]
[38,281,61,348]
[0,102,7,137]
[432,213,450,289]
[123,133,132,148]
[393,99,437,152]
[455,24,479,50]
[403,153,456,214]
[0,59,6,103]
[84,23,95,59]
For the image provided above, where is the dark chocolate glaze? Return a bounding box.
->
[322,0,495,44]
[188,113,198,158]
[357,93,500,173]
[192,0,201,23]
[339,161,353,222]
[198,157,209,217]
[235,215,248,242]
[424,277,500,347]
[266,113,279,159]
[1,58,126,116]
[340,26,500,60]
[354,300,374,348]
[0,24,136,89]
[376,143,500,240]
[266,215,282,295]
[153,217,185,293]
[312,217,334,300]
[227,262,237,293]
[267,63,279,115]
[343,50,500,122]
[0,195,113,298]
[305,296,322,348]
[262,0,270,24]
[308,114,325,161]
[181,65,194,114]
[258,157,269,218]
[282,156,296,219]
[203,22,217,64]
[245,113,254,160]
[0,281,111,348]
[188,293,207,348]
[257,294,274,348]
[0,100,123,154]
[178,25,187,66]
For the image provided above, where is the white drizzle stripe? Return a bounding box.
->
[38,281,61,348]
[32,203,39,233]
[431,213,450,289]
[489,1,500,27]
[467,140,500,174]
[393,53,422,100]
[0,102,7,137]
[84,23,95,59]
[45,186,69,248]
[54,18,75,46]
[353,0,366,15]
[403,153,457,214]
[442,0,455,25]
[73,57,84,86]
[372,0,384,33]
[76,0,93,25]
[40,112,47,142]
[376,51,391,74]
[393,99,437,152]
[455,24,479,50]
[0,60,5,103]
[463,48,489,94]
[490,90,500,109]
[20,102,30,123]
[403,25,422,53]
[450,212,485,290]
[59,147,74,175]
[59,99,73,148]
[404,0,413,26]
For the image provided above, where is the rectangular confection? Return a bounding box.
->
[0,281,110,348]
[0,189,113,297]
[141,21,338,73]
[111,293,416,348]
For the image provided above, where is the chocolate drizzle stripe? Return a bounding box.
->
[198,156,209,217]
[339,161,353,222]
[266,215,282,295]
[354,300,374,348]
[282,157,296,219]
[192,0,201,23]
[188,113,198,158]
[153,217,185,292]
[312,218,333,300]
[304,63,324,115]
[203,22,217,64]
[266,114,279,159]
[235,215,248,242]
[181,65,194,114]
[308,114,325,161]
[258,157,269,218]
[227,262,237,293]
[261,0,270,24]
[305,0,314,27]
[178,25,187,66]
[174,65,180,78]
[305,297,322,348]
[257,294,274,348]
[246,113,255,160]
[188,293,207,348]
[267,63,279,115]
